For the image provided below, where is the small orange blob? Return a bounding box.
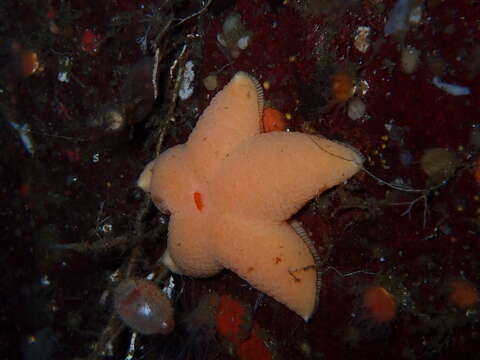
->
[193,191,204,211]
[21,51,39,78]
[450,280,479,309]
[363,286,396,323]
[262,107,286,132]
[332,70,355,103]
[474,156,480,185]
[216,295,251,345]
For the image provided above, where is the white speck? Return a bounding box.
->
[216,33,226,47]
[101,223,112,233]
[408,3,423,25]
[40,275,50,286]
[138,303,153,317]
[125,332,137,360]
[379,257,385,262]
[9,121,34,155]
[162,275,175,299]
[60,56,73,67]
[58,72,69,82]
[92,153,100,163]
[348,98,366,120]
[136,35,148,53]
[401,45,420,74]
[145,272,155,280]
[105,342,114,356]
[179,61,195,100]
[109,269,121,282]
[432,76,470,96]
[159,215,168,224]
[354,26,370,53]
[237,35,250,50]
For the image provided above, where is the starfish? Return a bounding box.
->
[138,72,363,320]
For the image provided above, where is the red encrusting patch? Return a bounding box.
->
[237,323,273,360]
[47,6,55,19]
[193,191,204,211]
[81,29,100,54]
[216,295,251,345]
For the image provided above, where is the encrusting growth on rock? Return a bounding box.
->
[138,72,363,320]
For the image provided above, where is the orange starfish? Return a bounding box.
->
[138,72,362,320]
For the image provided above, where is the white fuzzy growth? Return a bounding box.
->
[348,98,366,120]
[162,275,175,299]
[237,35,250,50]
[432,77,470,96]
[354,26,370,53]
[58,72,69,82]
[179,61,195,100]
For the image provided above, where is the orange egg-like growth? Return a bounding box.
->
[474,156,480,185]
[21,50,40,78]
[262,107,286,132]
[332,69,355,103]
[363,286,397,323]
[449,280,479,309]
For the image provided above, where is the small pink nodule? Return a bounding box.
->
[114,279,175,335]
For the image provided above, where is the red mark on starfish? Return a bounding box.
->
[193,191,204,211]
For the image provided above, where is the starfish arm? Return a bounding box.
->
[186,72,263,180]
[212,132,363,222]
[149,144,202,214]
[137,159,155,192]
[211,216,318,320]
[164,213,223,277]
